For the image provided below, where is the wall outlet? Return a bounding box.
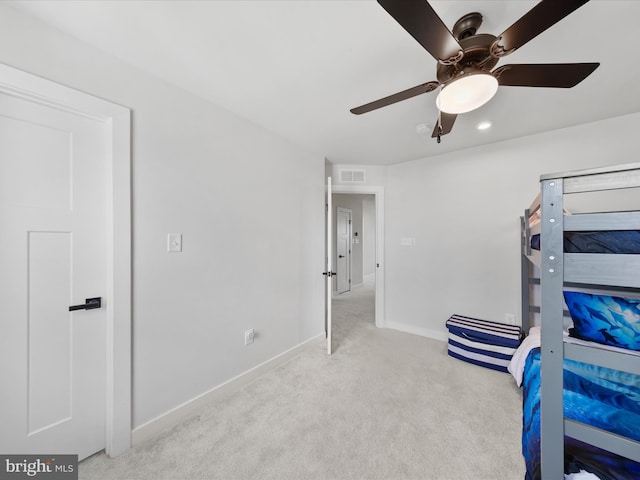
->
[244,328,255,346]
[504,313,516,325]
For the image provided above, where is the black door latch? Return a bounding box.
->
[69,297,102,311]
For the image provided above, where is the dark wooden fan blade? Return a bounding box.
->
[431,112,457,138]
[491,0,590,58]
[377,0,462,64]
[494,63,599,88]
[350,81,439,115]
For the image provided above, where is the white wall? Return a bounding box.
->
[0,5,325,429]
[384,112,640,341]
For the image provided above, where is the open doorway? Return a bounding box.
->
[329,185,384,329]
[324,182,384,354]
[332,194,375,297]
[330,193,378,351]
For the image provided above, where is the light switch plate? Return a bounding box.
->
[167,233,182,252]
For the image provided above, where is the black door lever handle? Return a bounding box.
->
[69,297,102,311]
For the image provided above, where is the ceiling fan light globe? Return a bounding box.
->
[436,73,498,114]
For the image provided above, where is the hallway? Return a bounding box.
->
[331,279,375,354]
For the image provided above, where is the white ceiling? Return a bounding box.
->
[9,0,640,165]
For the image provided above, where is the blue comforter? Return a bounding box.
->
[522,348,640,480]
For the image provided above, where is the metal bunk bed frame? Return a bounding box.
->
[521,162,640,479]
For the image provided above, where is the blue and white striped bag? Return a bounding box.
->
[445,314,522,373]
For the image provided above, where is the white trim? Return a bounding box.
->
[132,333,324,446]
[0,63,132,457]
[385,321,448,343]
[105,107,132,458]
[331,185,385,329]
[326,177,332,355]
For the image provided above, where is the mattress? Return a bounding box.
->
[445,314,521,373]
[530,230,640,254]
[521,347,640,480]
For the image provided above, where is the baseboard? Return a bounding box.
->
[384,321,448,343]
[131,333,325,446]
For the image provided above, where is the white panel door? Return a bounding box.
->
[336,208,351,294]
[0,89,108,459]
[326,177,333,355]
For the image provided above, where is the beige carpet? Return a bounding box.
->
[80,281,525,480]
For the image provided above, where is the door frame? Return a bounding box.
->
[330,185,384,328]
[0,63,132,456]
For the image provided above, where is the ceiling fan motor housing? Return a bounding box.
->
[436,33,499,84]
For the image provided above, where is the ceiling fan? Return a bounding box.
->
[350,0,599,142]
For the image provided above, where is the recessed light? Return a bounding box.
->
[477,121,492,131]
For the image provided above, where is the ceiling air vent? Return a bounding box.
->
[339,169,365,183]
